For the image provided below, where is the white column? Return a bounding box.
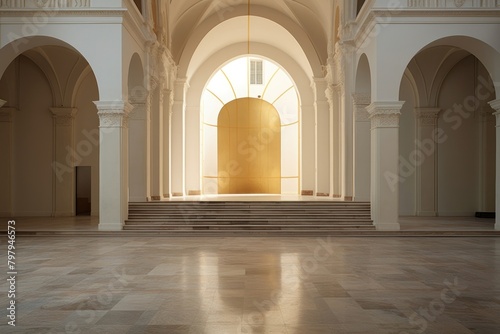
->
[50,107,77,216]
[129,99,150,202]
[368,101,404,230]
[149,79,163,201]
[185,104,201,196]
[0,100,13,216]
[352,93,371,202]
[162,89,172,198]
[301,104,315,195]
[415,108,440,216]
[341,86,354,201]
[325,83,342,199]
[313,78,331,197]
[95,101,132,231]
[489,99,500,230]
[171,78,188,197]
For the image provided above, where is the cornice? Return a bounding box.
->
[354,8,500,47]
[0,9,126,18]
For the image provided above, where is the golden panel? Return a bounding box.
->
[218,98,281,194]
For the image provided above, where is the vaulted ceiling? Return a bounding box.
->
[168,0,333,66]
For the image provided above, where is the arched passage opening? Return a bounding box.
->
[353,54,372,202]
[399,44,496,219]
[127,53,149,202]
[0,38,100,218]
[201,56,300,195]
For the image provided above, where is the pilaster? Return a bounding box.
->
[0,100,14,216]
[313,78,331,197]
[367,101,405,231]
[325,83,343,199]
[301,104,316,195]
[415,108,440,217]
[129,97,150,202]
[488,99,500,230]
[352,93,371,202]
[149,77,163,201]
[171,78,188,197]
[50,107,77,217]
[162,88,173,198]
[95,101,132,231]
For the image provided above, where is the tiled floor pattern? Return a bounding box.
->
[1,236,499,333]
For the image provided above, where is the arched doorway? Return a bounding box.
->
[218,98,281,194]
[399,45,496,217]
[0,41,100,217]
[201,56,300,195]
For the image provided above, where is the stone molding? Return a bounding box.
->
[94,101,133,129]
[489,99,500,126]
[407,0,498,8]
[355,108,371,122]
[415,108,440,127]
[489,99,500,112]
[352,93,371,106]
[367,102,405,129]
[0,0,90,8]
[353,94,371,122]
[50,107,77,126]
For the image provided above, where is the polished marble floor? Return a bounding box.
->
[1,235,499,333]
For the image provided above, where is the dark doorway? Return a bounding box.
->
[76,166,91,216]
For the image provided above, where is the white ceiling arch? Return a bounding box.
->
[183,15,315,82]
[170,0,331,69]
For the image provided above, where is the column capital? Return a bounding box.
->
[311,77,329,100]
[490,99,500,126]
[415,107,440,127]
[94,101,133,128]
[352,93,371,106]
[50,107,77,126]
[489,99,500,112]
[367,101,405,128]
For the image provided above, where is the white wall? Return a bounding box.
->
[399,75,417,216]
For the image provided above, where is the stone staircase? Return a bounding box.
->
[124,201,375,234]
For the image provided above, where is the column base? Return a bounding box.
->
[375,222,401,231]
[98,222,123,231]
[130,196,148,202]
[495,221,500,231]
[52,211,74,217]
[417,211,437,217]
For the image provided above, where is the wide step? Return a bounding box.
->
[125,201,374,234]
